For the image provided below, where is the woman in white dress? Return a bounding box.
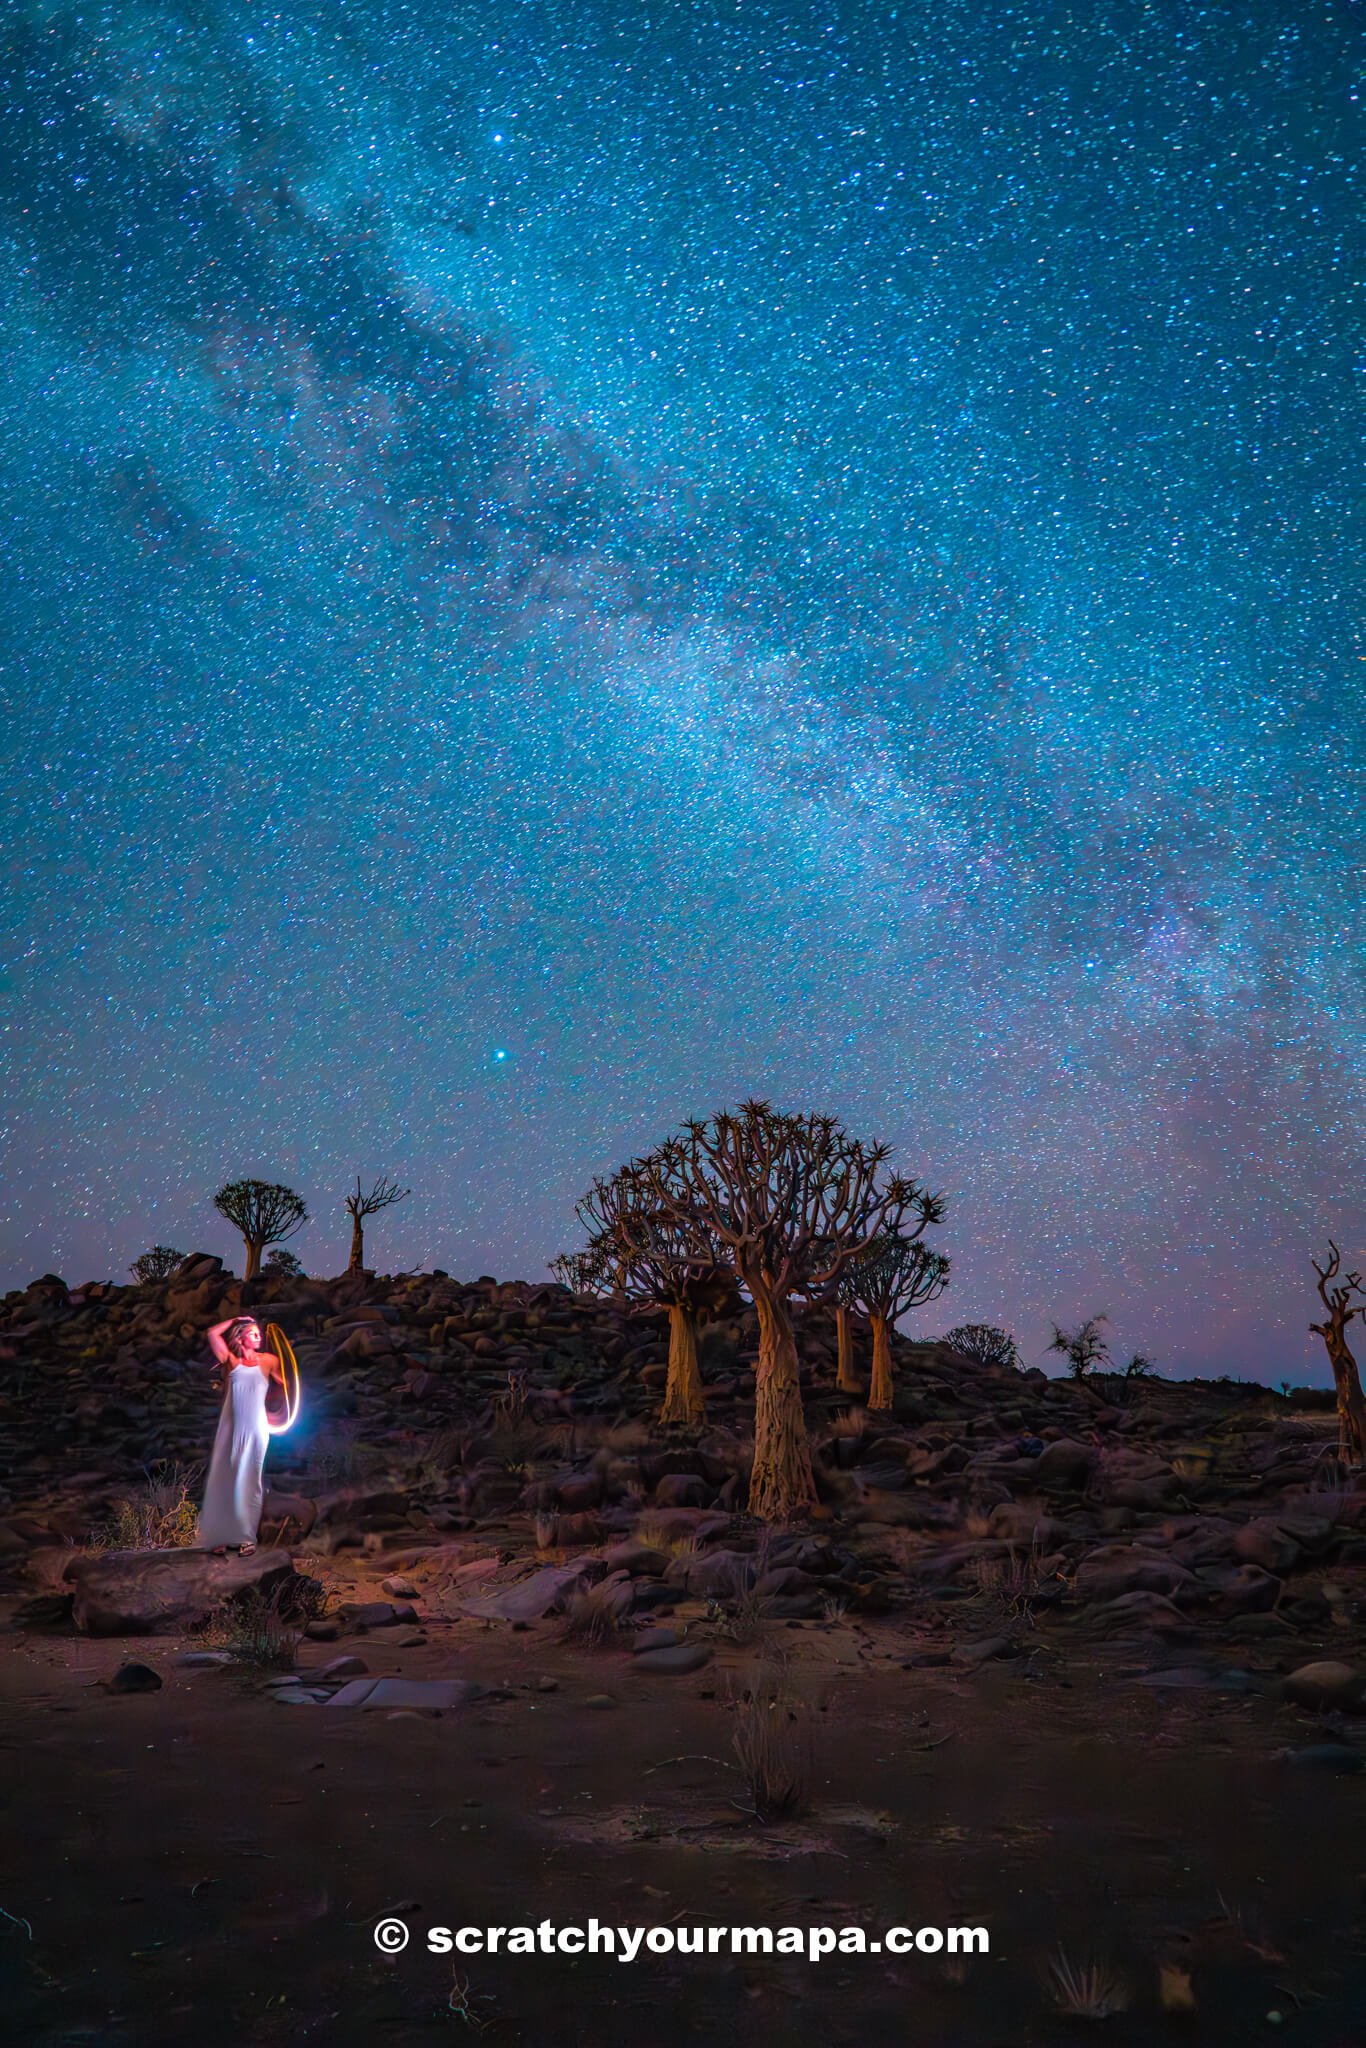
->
[197,1317,283,1554]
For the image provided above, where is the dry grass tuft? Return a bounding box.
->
[1046,1949,1130,2019]
[729,1658,814,1822]
[561,1580,629,1647]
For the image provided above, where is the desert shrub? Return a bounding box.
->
[199,1585,299,1669]
[129,1246,183,1284]
[972,1538,1052,1623]
[90,1462,201,1551]
[197,1576,328,1668]
[943,1324,1022,1372]
[716,1581,773,1646]
[264,1247,305,1278]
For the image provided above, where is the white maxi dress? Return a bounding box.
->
[197,1362,270,1549]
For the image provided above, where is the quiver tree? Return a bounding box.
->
[625,1101,938,1520]
[129,1246,182,1285]
[344,1174,411,1275]
[212,1179,308,1280]
[555,1170,739,1427]
[1310,1243,1366,1465]
[801,1239,863,1395]
[837,1232,950,1411]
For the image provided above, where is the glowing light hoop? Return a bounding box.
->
[263,1322,302,1436]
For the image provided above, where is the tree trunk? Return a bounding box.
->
[836,1306,861,1394]
[661,1303,704,1426]
[1325,1334,1366,1465]
[748,1286,817,1521]
[868,1313,894,1412]
[348,1214,365,1275]
[244,1238,262,1280]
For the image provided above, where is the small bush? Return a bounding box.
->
[972,1538,1052,1623]
[129,1246,183,1285]
[942,1324,1022,1373]
[90,1462,201,1551]
[198,1584,303,1670]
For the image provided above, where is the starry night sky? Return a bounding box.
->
[2,1,1362,1380]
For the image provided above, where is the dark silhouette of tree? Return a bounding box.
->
[265,1247,305,1278]
[1310,1243,1366,1464]
[555,1169,739,1426]
[213,1179,308,1279]
[943,1323,1022,1373]
[837,1231,949,1410]
[1047,1314,1110,1378]
[129,1246,182,1284]
[549,1247,608,1296]
[623,1101,937,1519]
[344,1175,410,1275]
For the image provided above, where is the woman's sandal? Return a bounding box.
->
[239,1542,257,1557]
[209,1546,228,1557]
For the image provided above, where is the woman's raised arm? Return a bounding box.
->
[206,1318,234,1367]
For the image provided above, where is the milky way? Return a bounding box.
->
[2,1,1362,1380]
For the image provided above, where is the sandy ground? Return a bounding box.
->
[2,1601,1365,2048]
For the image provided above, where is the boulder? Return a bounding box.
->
[1233,1518,1303,1574]
[987,1504,1065,1546]
[1029,1438,1095,1491]
[655,1473,711,1509]
[1283,1661,1366,1711]
[63,1547,302,1637]
[633,1644,712,1675]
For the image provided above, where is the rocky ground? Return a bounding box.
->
[1,1257,1365,2044]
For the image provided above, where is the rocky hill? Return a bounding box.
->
[3,1255,1364,1694]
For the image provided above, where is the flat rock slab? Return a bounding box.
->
[334,1600,418,1632]
[632,1627,685,1654]
[459,1564,594,1623]
[631,1644,713,1675]
[323,1678,483,1711]
[63,1547,300,1637]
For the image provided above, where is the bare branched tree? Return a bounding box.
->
[1310,1242,1366,1465]
[620,1101,939,1519]
[1047,1314,1111,1379]
[344,1174,410,1275]
[549,1247,609,1296]
[555,1169,739,1426]
[213,1179,308,1280]
[837,1232,950,1410]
